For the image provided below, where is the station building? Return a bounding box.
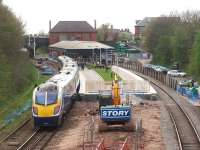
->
[48,41,115,64]
[49,21,97,45]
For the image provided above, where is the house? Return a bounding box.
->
[49,21,96,44]
[134,17,155,39]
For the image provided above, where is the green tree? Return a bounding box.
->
[97,23,112,41]
[188,32,200,79]
[117,32,133,42]
[0,2,36,100]
[153,36,173,66]
[170,27,190,68]
[144,17,178,52]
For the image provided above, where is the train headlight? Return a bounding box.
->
[33,106,38,115]
[54,105,60,115]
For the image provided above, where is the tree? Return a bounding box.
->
[144,17,178,53]
[0,3,24,56]
[117,32,133,42]
[97,23,112,41]
[188,32,200,79]
[153,36,173,66]
[0,2,35,100]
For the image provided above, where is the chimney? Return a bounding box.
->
[94,19,96,30]
[49,20,51,32]
[111,25,113,29]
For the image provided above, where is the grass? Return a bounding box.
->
[94,68,114,81]
[0,68,50,139]
[86,64,122,81]
[36,47,48,55]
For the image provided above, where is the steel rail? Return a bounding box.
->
[167,106,183,150]
[134,71,200,150]
[0,118,31,144]
[16,128,40,150]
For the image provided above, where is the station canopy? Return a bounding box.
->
[49,41,114,50]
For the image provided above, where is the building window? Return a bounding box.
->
[82,33,90,41]
[59,34,69,41]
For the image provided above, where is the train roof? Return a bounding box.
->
[38,56,78,90]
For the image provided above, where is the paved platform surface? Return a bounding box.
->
[112,66,157,94]
[79,68,104,94]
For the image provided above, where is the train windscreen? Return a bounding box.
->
[35,91,57,105]
[35,92,45,105]
[47,92,57,105]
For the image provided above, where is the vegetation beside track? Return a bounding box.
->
[0,72,50,139]
[143,11,200,81]
[87,64,121,81]
[0,1,51,138]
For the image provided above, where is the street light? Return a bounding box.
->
[100,48,102,65]
[33,36,36,58]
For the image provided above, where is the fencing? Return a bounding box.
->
[77,59,181,94]
[85,80,151,94]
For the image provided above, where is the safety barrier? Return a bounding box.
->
[176,85,200,101]
[76,59,179,90]
[84,80,150,94]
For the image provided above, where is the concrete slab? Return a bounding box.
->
[79,69,105,94]
[112,66,157,95]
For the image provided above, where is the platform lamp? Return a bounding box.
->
[33,36,36,58]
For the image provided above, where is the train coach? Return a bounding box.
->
[32,56,80,127]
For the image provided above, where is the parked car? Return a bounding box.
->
[167,70,186,77]
[143,64,154,69]
[154,66,169,74]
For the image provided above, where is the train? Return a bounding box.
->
[32,56,80,127]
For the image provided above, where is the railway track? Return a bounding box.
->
[135,72,200,150]
[154,84,200,150]
[0,118,31,145]
[17,128,56,150]
[0,118,56,150]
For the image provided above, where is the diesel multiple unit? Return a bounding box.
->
[32,56,80,127]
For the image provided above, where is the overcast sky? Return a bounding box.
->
[3,0,200,34]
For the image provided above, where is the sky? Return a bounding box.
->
[3,0,200,34]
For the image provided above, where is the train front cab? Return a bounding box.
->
[32,89,63,127]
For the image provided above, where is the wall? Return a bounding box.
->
[49,32,97,44]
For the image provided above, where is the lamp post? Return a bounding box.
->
[33,36,36,58]
[100,48,102,65]
[92,49,94,64]
[28,34,31,47]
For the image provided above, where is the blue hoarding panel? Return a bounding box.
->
[100,106,131,122]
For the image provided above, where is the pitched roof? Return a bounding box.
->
[50,21,96,33]
[135,17,156,27]
[49,41,114,50]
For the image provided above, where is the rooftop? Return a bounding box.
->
[49,41,114,50]
[50,21,96,33]
[135,17,156,27]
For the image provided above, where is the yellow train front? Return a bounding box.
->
[32,81,77,127]
[32,84,64,127]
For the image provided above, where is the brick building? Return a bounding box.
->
[134,17,155,39]
[49,21,96,44]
